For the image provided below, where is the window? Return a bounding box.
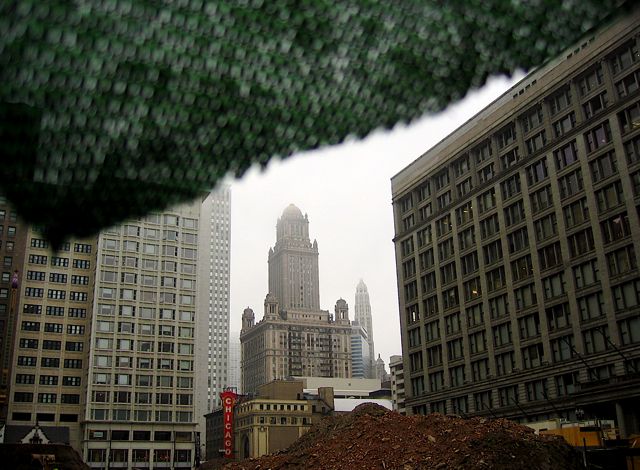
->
[442,287,459,310]
[408,328,421,348]
[554,140,579,171]
[559,169,584,199]
[610,40,639,75]
[503,200,525,227]
[27,270,45,281]
[472,140,493,164]
[455,201,473,226]
[577,64,604,95]
[578,291,605,321]
[511,255,533,282]
[69,307,86,318]
[542,272,566,300]
[440,262,456,285]
[466,303,484,328]
[423,295,438,316]
[436,191,452,210]
[514,283,537,310]
[526,158,549,186]
[400,237,414,257]
[447,338,464,361]
[549,86,572,116]
[530,185,553,214]
[518,313,540,340]
[404,281,417,302]
[574,259,600,289]
[449,365,465,387]
[456,178,473,198]
[453,154,470,177]
[551,335,575,362]
[480,214,499,239]
[428,372,444,392]
[619,317,640,345]
[434,169,450,190]
[28,254,47,265]
[538,242,562,270]
[595,180,625,213]
[477,188,496,213]
[498,385,519,407]
[23,304,42,315]
[489,294,508,320]
[493,322,512,348]
[520,105,544,133]
[71,275,89,285]
[438,238,454,261]
[445,312,461,335]
[419,249,434,271]
[458,228,475,252]
[486,266,506,292]
[496,352,515,376]
[612,279,640,311]
[583,92,608,120]
[426,345,442,367]
[74,243,92,253]
[468,331,487,354]
[22,321,40,331]
[563,198,589,229]
[583,326,610,354]
[478,163,495,184]
[30,238,49,249]
[607,244,637,277]
[584,121,612,153]
[601,212,631,243]
[463,277,482,302]
[616,69,640,98]
[521,343,544,369]
[460,251,479,275]
[435,214,452,237]
[619,101,640,134]
[495,122,516,149]
[417,226,432,248]
[500,147,521,170]
[418,181,431,201]
[552,111,576,137]
[482,240,502,265]
[501,173,521,200]
[41,357,60,368]
[507,227,529,254]
[525,379,548,402]
[568,228,595,258]
[471,359,489,382]
[525,131,547,154]
[556,372,579,396]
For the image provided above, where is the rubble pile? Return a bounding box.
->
[223,403,583,470]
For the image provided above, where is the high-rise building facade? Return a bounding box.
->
[241,205,352,394]
[84,201,202,467]
[0,198,28,423]
[195,186,231,422]
[6,230,96,450]
[392,11,640,436]
[227,331,241,394]
[389,355,406,414]
[354,279,375,378]
[350,321,370,378]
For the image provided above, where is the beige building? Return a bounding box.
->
[232,380,332,459]
[7,228,96,451]
[389,355,406,414]
[392,10,640,436]
[83,201,202,468]
[241,205,352,394]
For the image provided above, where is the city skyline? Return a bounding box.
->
[228,73,525,364]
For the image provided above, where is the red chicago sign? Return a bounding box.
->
[220,390,238,458]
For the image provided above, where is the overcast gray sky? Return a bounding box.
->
[228,72,525,367]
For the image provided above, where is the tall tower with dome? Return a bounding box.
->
[240,204,353,394]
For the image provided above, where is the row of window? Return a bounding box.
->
[15,374,81,386]
[87,448,191,464]
[91,390,193,405]
[90,409,193,423]
[13,392,79,404]
[96,304,195,321]
[27,255,90,269]
[17,357,82,368]
[23,288,89,301]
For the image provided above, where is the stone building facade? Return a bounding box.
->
[392,10,640,436]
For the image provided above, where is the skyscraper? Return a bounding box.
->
[6,231,96,451]
[241,205,352,394]
[268,204,320,311]
[354,279,375,378]
[84,200,202,467]
[391,10,640,435]
[350,321,370,378]
[195,186,231,417]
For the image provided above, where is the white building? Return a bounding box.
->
[84,199,203,468]
[354,280,375,378]
[227,331,241,394]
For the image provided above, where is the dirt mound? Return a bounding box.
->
[221,404,582,470]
